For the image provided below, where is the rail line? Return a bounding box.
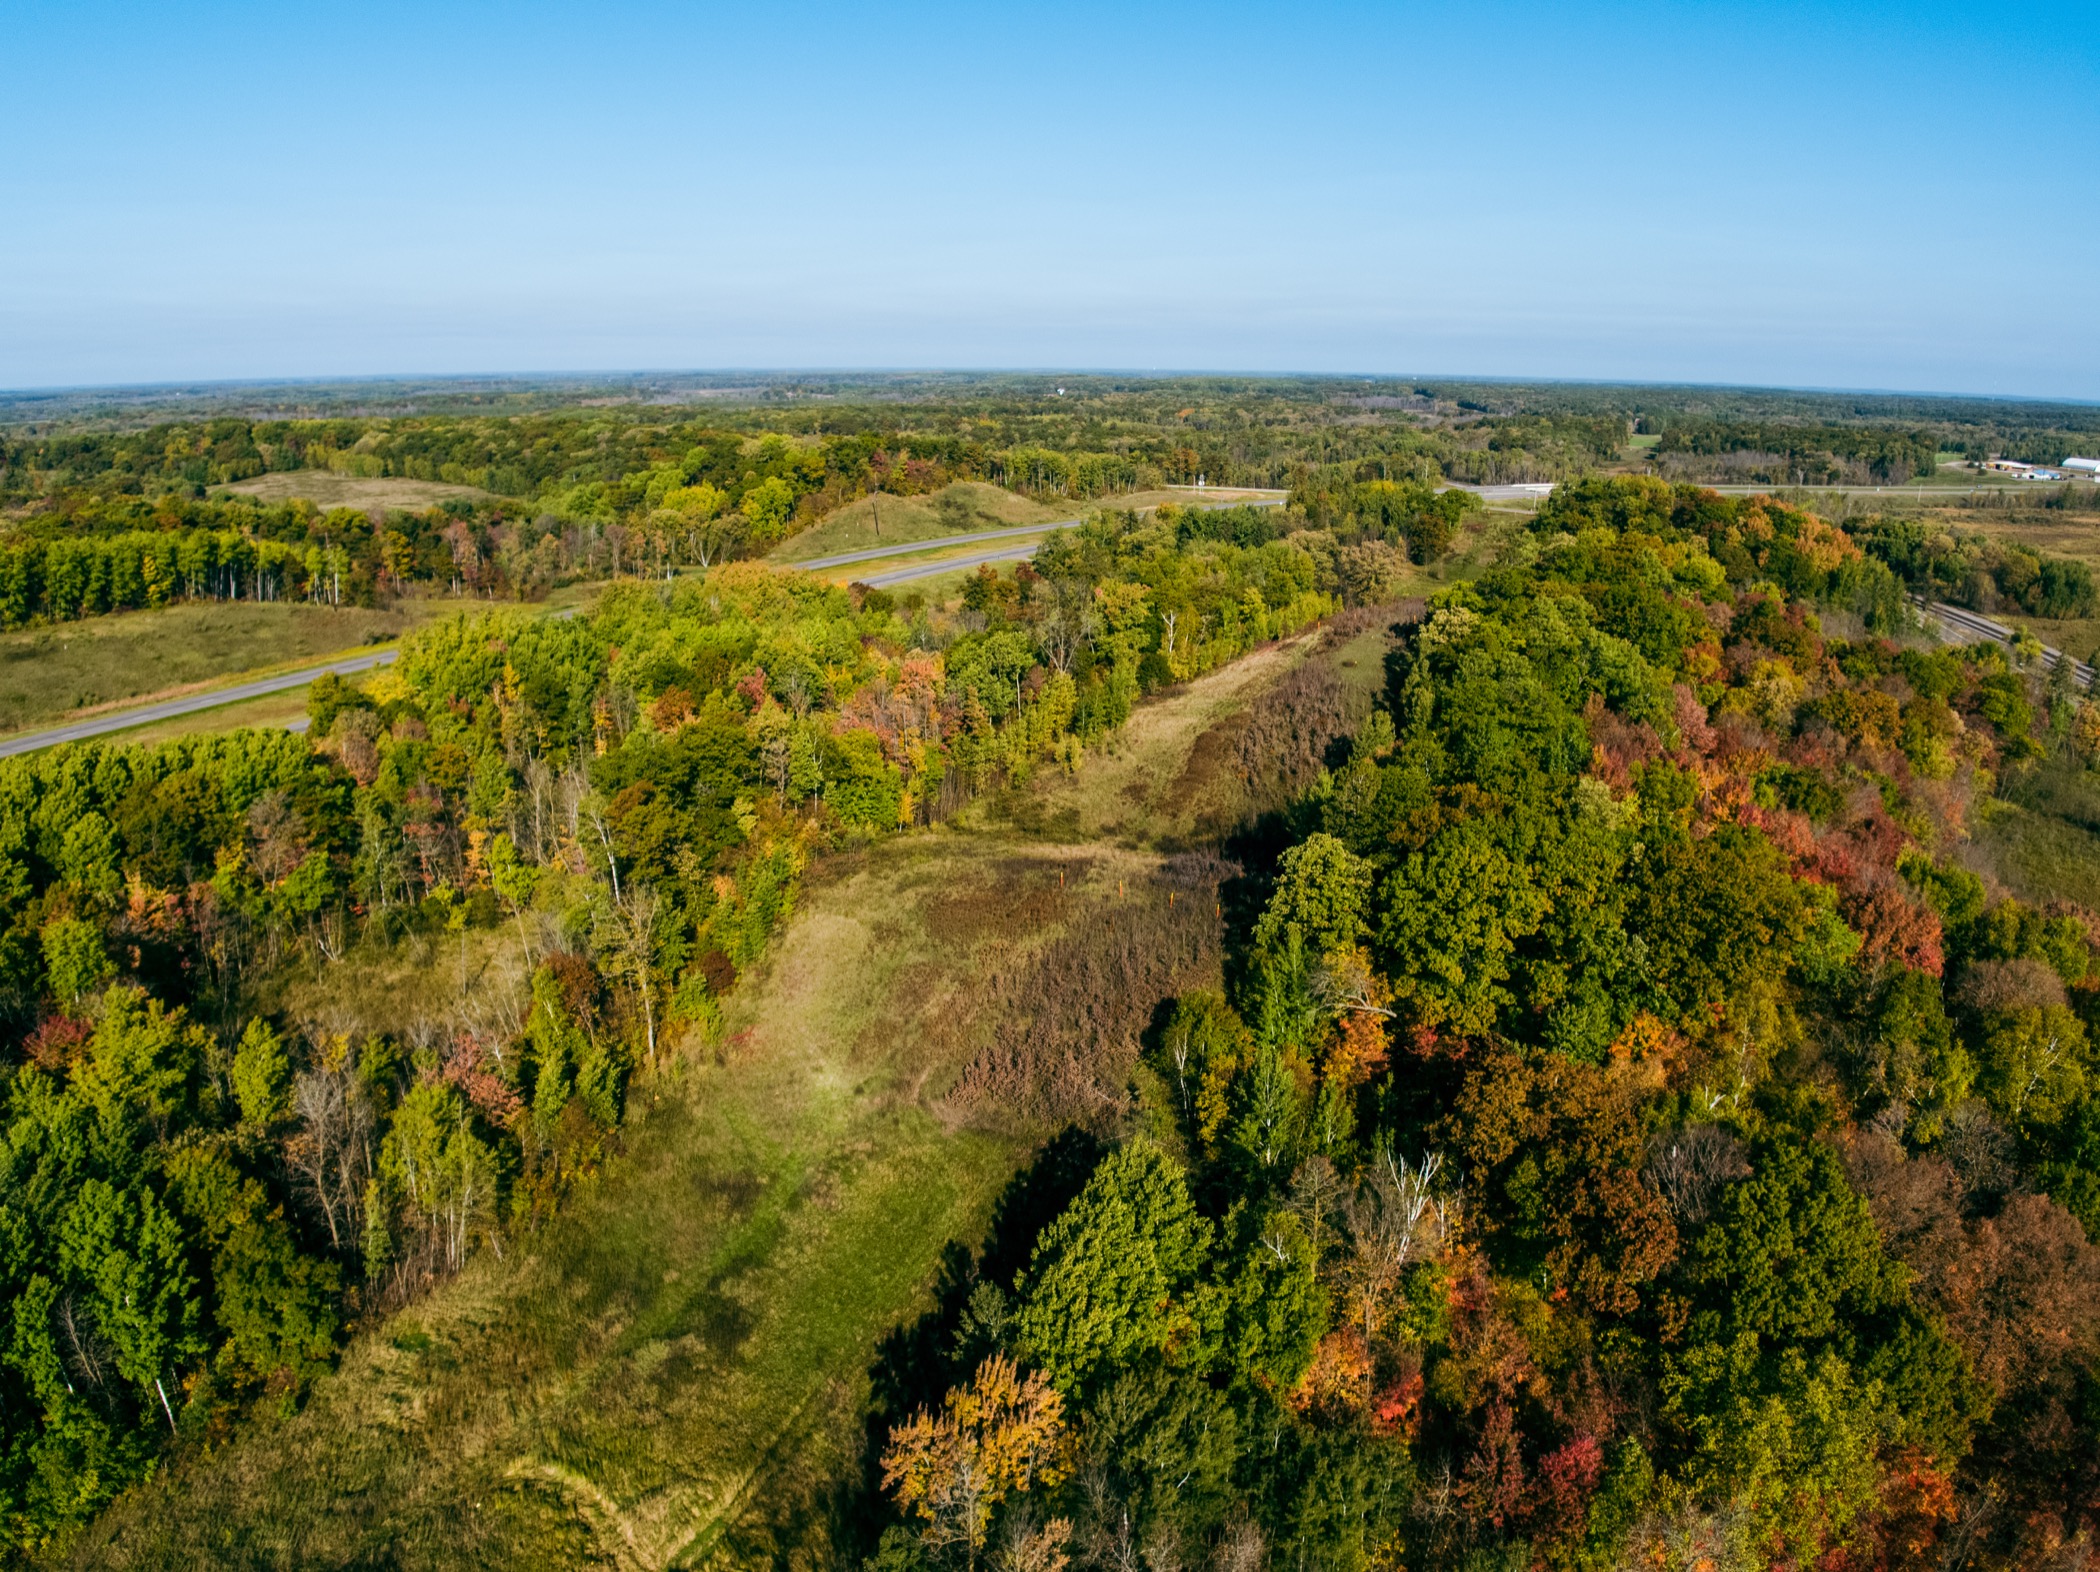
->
[1915,596,2094,690]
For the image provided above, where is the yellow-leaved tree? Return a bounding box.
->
[880,1352,1072,1572]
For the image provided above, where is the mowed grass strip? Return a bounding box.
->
[215,471,495,509]
[58,843,1073,1570]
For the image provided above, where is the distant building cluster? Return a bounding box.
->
[1982,456,2100,481]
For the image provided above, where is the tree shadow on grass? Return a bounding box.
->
[828,1125,1109,1562]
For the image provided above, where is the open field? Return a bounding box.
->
[215,470,495,509]
[58,609,1401,1572]
[1117,485,1287,510]
[1949,512,2100,569]
[0,602,413,735]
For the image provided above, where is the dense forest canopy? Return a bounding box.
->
[1,376,2091,631]
[3,372,2100,1564]
[861,478,2100,1572]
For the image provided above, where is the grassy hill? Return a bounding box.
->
[768,482,1072,563]
[55,610,1397,1571]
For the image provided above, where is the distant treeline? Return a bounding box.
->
[8,394,2097,629]
[1644,420,1942,485]
[1,406,1638,526]
[1634,415,2100,480]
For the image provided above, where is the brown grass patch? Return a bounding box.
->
[945,852,1233,1127]
[217,471,493,509]
[921,857,1078,947]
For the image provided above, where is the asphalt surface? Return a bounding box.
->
[787,495,1289,574]
[844,496,1292,588]
[0,501,1297,758]
[787,520,1083,572]
[0,646,399,759]
[858,543,1047,588]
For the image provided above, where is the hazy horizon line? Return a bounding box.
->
[6,367,2097,413]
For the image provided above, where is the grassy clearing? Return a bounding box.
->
[214,471,494,509]
[61,608,1401,1571]
[1118,485,1286,510]
[984,618,1393,850]
[1951,512,2100,570]
[65,841,1050,1570]
[1970,753,2100,908]
[0,602,415,734]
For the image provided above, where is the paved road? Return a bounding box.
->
[0,502,1303,758]
[858,543,1046,589]
[789,496,1290,574]
[845,496,1292,589]
[0,646,400,759]
[787,520,1082,572]
[1455,483,1557,502]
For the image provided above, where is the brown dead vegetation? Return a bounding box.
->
[946,852,1233,1127]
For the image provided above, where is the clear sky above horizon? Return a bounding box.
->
[4,0,2096,400]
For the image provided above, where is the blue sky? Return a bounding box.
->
[4,0,2096,397]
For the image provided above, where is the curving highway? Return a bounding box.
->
[807,496,1290,588]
